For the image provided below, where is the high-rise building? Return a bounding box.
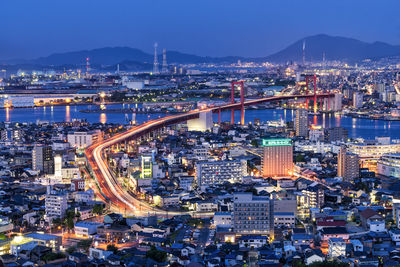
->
[233,193,271,235]
[45,186,68,219]
[196,160,247,186]
[141,154,153,179]
[333,93,343,111]
[353,92,363,108]
[54,154,63,182]
[338,146,359,182]
[324,127,348,143]
[295,109,308,137]
[32,144,54,174]
[261,138,293,178]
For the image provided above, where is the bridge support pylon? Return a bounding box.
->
[231,81,245,125]
[305,75,317,113]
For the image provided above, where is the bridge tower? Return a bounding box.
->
[231,81,245,125]
[305,75,317,113]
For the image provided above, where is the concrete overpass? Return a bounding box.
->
[85,93,336,216]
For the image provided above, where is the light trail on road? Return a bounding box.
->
[85,93,335,216]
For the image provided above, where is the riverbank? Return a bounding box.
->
[344,112,400,121]
[80,108,184,114]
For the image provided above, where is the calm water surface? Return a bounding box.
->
[0,104,398,140]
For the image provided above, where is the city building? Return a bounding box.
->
[353,92,363,108]
[346,138,400,171]
[338,146,359,182]
[3,96,34,108]
[324,127,348,143]
[32,144,54,174]
[328,238,346,258]
[71,178,85,191]
[295,109,308,137]
[187,111,213,131]
[24,233,62,251]
[54,154,63,182]
[261,138,293,178]
[377,153,400,178]
[74,222,104,237]
[45,186,68,220]
[301,186,325,209]
[233,193,270,235]
[274,212,295,228]
[141,154,153,179]
[213,212,232,227]
[67,130,101,149]
[196,160,247,187]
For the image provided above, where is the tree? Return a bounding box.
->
[251,139,258,147]
[77,239,93,252]
[107,244,118,254]
[64,210,80,231]
[93,204,104,215]
[66,246,77,254]
[146,246,167,263]
[295,154,305,162]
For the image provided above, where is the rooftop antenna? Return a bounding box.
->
[153,43,159,74]
[162,48,168,73]
[302,40,306,65]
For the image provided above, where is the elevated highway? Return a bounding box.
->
[85,93,335,216]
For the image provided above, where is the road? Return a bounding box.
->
[85,93,335,216]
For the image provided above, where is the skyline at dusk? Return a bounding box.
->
[2,1,400,266]
[2,0,400,60]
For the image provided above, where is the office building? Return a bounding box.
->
[233,193,271,235]
[187,111,213,132]
[295,109,308,137]
[333,93,343,111]
[54,154,63,182]
[377,153,400,178]
[196,160,247,186]
[261,138,293,178]
[45,186,68,219]
[32,144,54,174]
[324,127,348,143]
[338,146,359,182]
[353,92,363,108]
[346,138,400,171]
[67,130,101,148]
[141,154,153,179]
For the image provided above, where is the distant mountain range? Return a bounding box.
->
[3,34,400,69]
[266,34,400,62]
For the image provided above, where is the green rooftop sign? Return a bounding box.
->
[262,138,292,147]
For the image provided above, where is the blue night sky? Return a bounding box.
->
[1,0,400,60]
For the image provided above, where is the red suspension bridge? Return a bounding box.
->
[85,81,337,215]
